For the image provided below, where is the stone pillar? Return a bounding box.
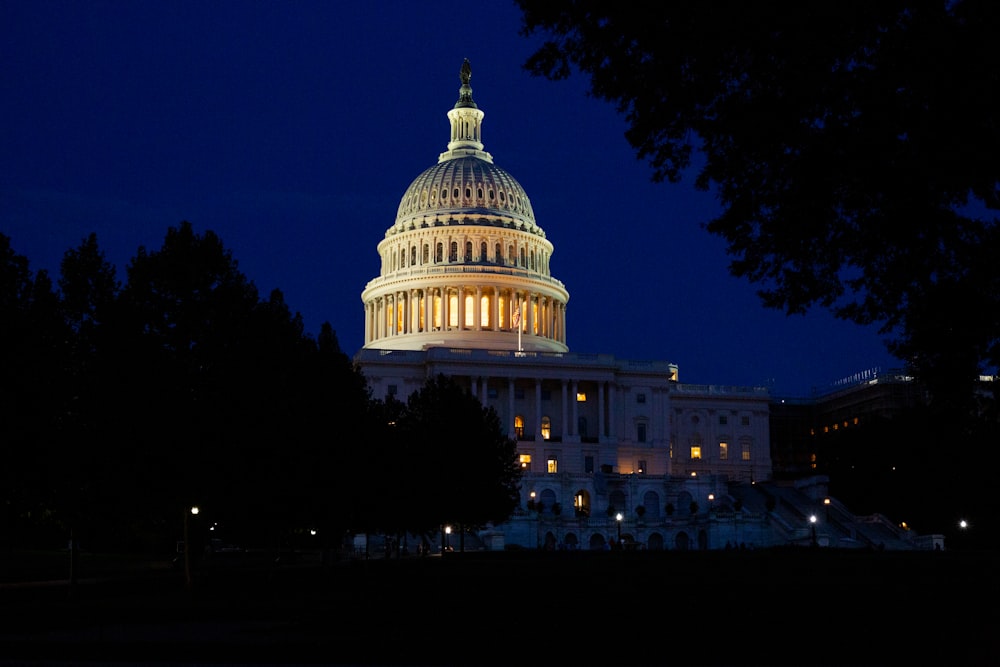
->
[608,383,616,441]
[475,286,483,331]
[561,379,569,438]
[491,288,500,331]
[535,378,543,442]
[571,380,579,438]
[598,381,606,439]
[508,377,516,440]
[442,287,450,330]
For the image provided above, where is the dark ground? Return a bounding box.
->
[0,547,996,666]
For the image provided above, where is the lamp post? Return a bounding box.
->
[615,512,623,546]
[184,506,199,587]
[444,525,452,553]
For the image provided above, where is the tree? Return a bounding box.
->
[389,375,521,542]
[0,234,69,546]
[517,1,1000,415]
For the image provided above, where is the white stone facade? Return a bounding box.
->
[355,61,777,550]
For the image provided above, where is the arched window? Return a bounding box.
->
[449,242,458,262]
[464,241,472,262]
[422,244,429,264]
[495,243,502,264]
[480,241,487,262]
[435,243,443,262]
[410,246,416,266]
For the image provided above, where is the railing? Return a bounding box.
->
[364,264,568,291]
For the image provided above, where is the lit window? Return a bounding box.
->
[547,457,558,474]
[514,415,525,440]
[742,442,751,461]
[519,454,531,469]
[541,416,551,441]
[690,446,702,460]
[576,392,587,402]
[719,442,728,460]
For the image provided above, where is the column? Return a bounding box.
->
[561,380,569,438]
[442,287,450,330]
[364,301,371,344]
[508,377,516,440]
[560,302,567,344]
[571,380,579,438]
[474,286,482,331]
[409,289,418,334]
[535,378,543,441]
[527,293,535,335]
[457,287,465,330]
[608,383,616,441]
[491,287,500,331]
[598,381,606,439]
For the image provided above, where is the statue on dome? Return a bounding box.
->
[460,58,472,85]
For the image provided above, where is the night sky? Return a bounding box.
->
[1,1,901,396]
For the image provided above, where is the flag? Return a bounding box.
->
[511,304,521,329]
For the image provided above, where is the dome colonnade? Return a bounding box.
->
[361,59,569,353]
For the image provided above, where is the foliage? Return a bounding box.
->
[386,374,522,538]
[517,1,1000,416]
[0,224,371,552]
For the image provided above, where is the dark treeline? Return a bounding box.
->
[1,222,520,554]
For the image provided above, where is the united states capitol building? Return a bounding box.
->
[354,61,940,552]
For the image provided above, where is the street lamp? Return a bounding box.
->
[615,512,623,545]
[184,505,199,587]
[444,525,452,552]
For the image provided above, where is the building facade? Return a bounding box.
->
[355,61,935,551]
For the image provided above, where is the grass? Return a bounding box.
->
[0,547,996,666]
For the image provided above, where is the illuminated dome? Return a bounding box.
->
[392,157,539,235]
[362,59,569,353]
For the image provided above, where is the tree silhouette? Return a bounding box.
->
[389,375,521,543]
[0,234,68,546]
[517,1,1000,415]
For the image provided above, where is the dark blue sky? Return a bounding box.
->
[1,1,900,396]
